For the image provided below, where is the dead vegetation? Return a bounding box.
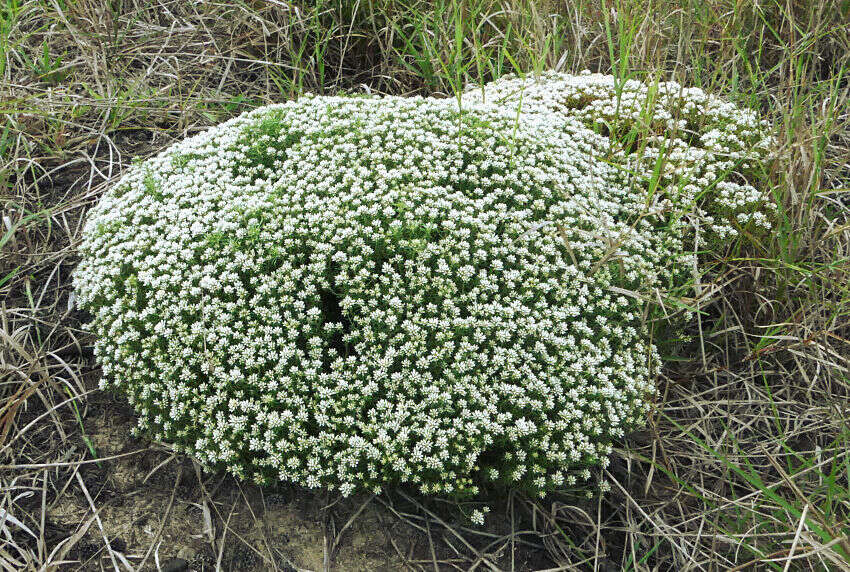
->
[2,0,849,570]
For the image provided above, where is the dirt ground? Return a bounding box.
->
[14,391,560,571]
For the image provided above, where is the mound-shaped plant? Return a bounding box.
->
[75,94,692,497]
[463,71,774,244]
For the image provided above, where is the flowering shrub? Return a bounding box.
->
[75,79,769,498]
[74,94,676,497]
[463,71,774,243]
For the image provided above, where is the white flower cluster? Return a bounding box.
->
[74,81,766,498]
[463,71,774,242]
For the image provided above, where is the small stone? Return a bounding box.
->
[176,546,197,561]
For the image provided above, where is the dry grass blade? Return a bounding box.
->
[329,492,376,557]
[74,471,120,571]
[396,490,503,572]
[135,467,181,572]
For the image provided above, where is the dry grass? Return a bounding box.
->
[2,0,849,570]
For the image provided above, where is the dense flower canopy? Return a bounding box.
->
[75,78,768,497]
[463,71,774,242]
